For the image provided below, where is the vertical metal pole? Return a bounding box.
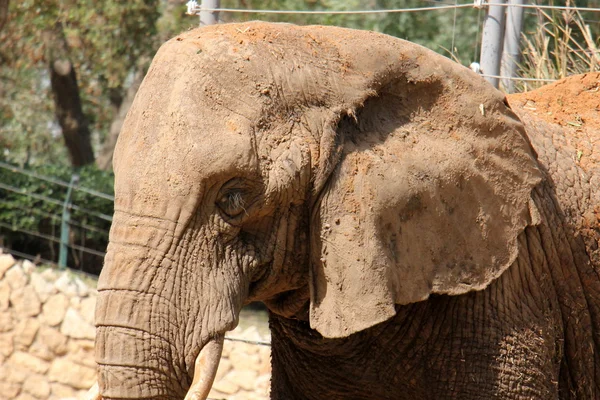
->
[480,0,507,88]
[500,0,525,93]
[200,0,220,26]
[59,173,79,269]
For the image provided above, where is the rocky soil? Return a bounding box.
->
[0,251,271,400]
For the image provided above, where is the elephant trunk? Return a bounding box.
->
[94,211,191,399]
[94,211,243,399]
[95,287,189,399]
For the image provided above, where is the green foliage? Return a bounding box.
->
[0,162,114,272]
[0,0,161,166]
[1,0,160,88]
[0,68,69,167]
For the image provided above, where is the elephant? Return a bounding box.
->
[90,22,600,400]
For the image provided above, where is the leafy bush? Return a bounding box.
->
[0,162,114,275]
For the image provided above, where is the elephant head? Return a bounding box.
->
[94,22,542,399]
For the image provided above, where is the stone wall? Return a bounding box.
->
[0,251,272,400]
[0,253,96,400]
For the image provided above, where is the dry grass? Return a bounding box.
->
[518,0,600,92]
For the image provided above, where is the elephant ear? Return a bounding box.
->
[309,61,543,339]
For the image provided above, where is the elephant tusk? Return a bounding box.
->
[184,335,225,400]
[86,382,101,400]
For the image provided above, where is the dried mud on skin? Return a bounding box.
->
[508,71,600,275]
[508,72,600,173]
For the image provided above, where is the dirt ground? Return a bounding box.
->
[508,72,600,173]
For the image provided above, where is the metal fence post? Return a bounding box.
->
[480,0,507,88]
[500,0,525,93]
[59,173,79,268]
[200,0,220,26]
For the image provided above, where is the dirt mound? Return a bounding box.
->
[508,73,600,173]
[509,72,600,130]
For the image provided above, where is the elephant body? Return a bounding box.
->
[270,170,599,400]
[267,100,600,400]
[93,22,600,400]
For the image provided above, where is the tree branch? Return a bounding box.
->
[44,22,95,167]
[96,59,148,170]
[0,0,9,32]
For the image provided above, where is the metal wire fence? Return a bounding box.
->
[0,161,113,275]
[186,0,600,86]
[186,1,600,15]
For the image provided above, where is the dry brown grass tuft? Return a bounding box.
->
[518,0,599,91]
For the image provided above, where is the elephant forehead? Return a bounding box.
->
[116,116,256,191]
[116,41,260,174]
[114,73,258,220]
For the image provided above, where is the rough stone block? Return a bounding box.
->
[254,373,271,392]
[54,273,85,297]
[212,377,239,395]
[67,339,96,368]
[10,286,41,317]
[0,311,15,333]
[14,392,37,400]
[0,332,14,357]
[60,308,95,340]
[8,351,50,374]
[221,341,232,358]
[23,374,51,399]
[5,266,27,290]
[70,296,81,309]
[215,358,232,382]
[232,340,259,356]
[0,254,16,280]
[30,273,57,303]
[13,318,40,350]
[29,341,54,361]
[48,358,96,390]
[50,382,77,399]
[227,369,258,391]
[15,392,38,400]
[37,326,68,356]
[20,260,35,274]
[0,363,28,383]
[0,280,11,311]
[40,268,59,282]
[42,293,69,326]
[79,297,96,324]
[0,381,21,399]
[73,277,90,297]
[230,350,260,370]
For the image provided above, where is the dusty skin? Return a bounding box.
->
[91,23,599,399]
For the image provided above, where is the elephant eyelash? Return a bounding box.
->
[217,190,248,218]
[227,191,245,211]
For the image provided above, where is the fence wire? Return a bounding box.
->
[187,2,600,15]
[0,181,113,223]
[0,161,114,201]
[186,1,600,85]
[224,336,271,347]
[0,162,113,272]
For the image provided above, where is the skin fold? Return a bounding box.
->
[93,22,600,399]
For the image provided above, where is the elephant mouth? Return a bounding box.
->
[247,263,271,299]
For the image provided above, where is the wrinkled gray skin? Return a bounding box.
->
[95,22,600,399]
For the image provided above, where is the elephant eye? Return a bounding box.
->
[216,190,247,218]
